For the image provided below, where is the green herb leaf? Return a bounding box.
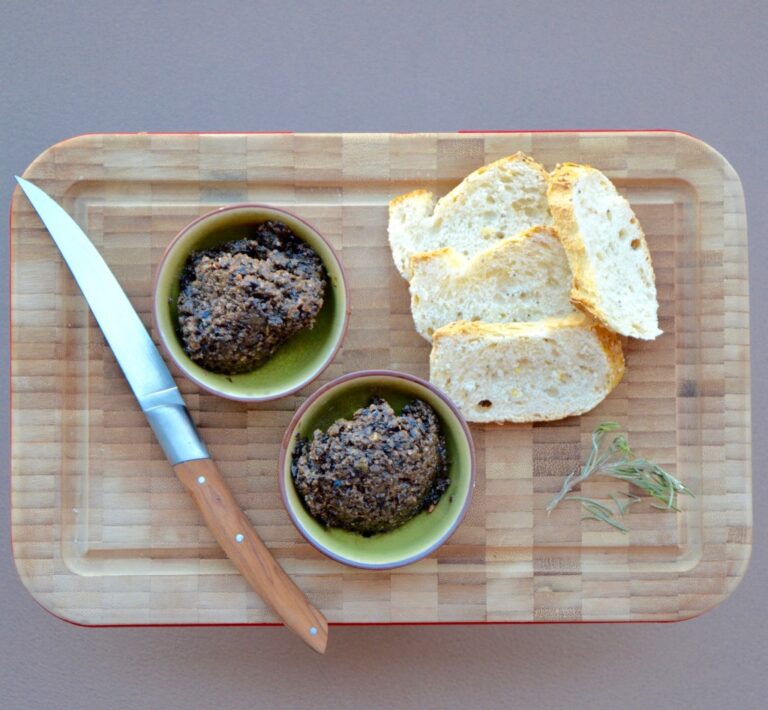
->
[565,495,613,516]
[546,422,693,532]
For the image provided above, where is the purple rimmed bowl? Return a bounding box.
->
[279,370,476,570]
[152,204,350,402]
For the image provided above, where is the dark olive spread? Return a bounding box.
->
[291,397,450,535]
[177,220,326,374]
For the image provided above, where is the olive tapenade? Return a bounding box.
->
[291,397,450,535]
[177,220,326,375]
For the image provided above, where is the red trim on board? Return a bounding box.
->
[7,187,15,591]
[457,128,694,136]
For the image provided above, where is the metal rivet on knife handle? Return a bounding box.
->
[174,457,328,653]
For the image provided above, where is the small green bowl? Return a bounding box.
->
[153,204,350,401]
[279,370,476,569]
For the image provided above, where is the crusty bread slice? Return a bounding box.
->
[388,153,552,279]
[548,163,661,339]
[409,226,575,340]
[429,313,625,423]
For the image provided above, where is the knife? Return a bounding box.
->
[15,176,328,653]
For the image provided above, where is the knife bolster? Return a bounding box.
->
[144,401,209,465]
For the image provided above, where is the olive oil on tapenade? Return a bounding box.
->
[177,220,327,375]
[291,397,450,536]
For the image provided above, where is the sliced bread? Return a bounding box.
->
[409,226,575,340]
[547,163,661,339]
[429,313,625,423]
[388,152,552,279]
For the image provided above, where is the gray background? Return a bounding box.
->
[2,1,765,708]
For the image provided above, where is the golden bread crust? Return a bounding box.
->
[430,312,625,423]
[547,163,659,338]
[388,188,433,209]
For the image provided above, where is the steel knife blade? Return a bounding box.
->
[15,176,207,465]
[15,176,328,653]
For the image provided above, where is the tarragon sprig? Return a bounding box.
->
[546,422,694,532]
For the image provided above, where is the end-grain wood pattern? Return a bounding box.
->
[10,132,751,625]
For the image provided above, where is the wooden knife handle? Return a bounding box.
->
[173,458,328,653]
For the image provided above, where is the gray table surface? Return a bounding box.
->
[2,2,765,708]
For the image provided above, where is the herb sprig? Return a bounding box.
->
[546,422,693,532]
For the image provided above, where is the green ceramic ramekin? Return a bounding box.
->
[279,370,476,569]
[153,204,349,401]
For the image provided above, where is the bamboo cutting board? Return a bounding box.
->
[10,132,751,625]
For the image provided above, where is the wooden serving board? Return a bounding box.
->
[10,132,751,625]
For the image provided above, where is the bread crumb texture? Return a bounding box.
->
[548,163,661,339]
[388,153,552,279]
[387,151,660,422]
[430,313,624,423]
